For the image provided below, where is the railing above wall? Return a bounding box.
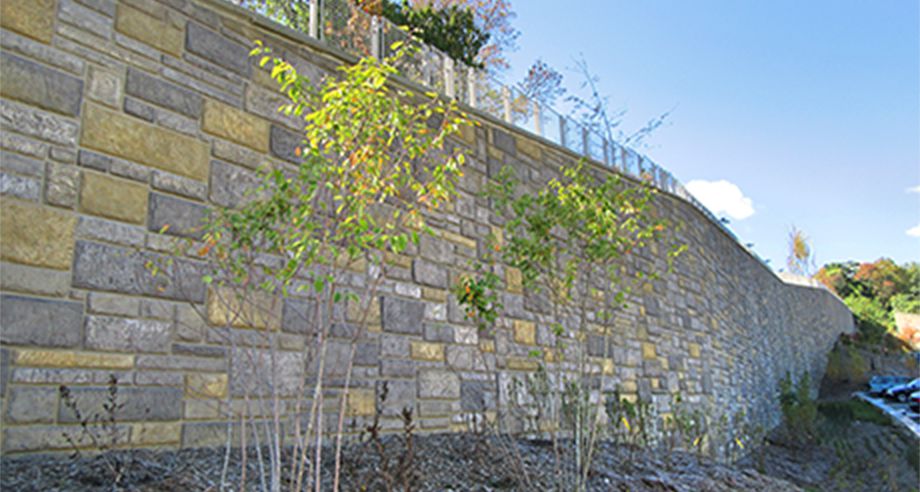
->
[245,0,772,270]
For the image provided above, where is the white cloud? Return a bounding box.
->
[907,224,920,238]
[685,179,755,220]
[908,185,920,194]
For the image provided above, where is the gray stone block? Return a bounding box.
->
[269,125,302,163]
[85,315,172,353]
[172,343,226,358]
[76,216,146,247]
[126,68,203,118]
[413,259,448,288]
[0,295,83,347]
[0,348,9,395]
[45,162,80,208]
[152,171,208,201]
[72,240,206,302]
[0,52,84,116]
[148,192,208,239]
[377,379,415,416]
[0,100,80,146]
[423,324,453,343]
[354,341,379,367]
[381,296,425,335]
[185,23,251,77]
[7,387,57,423]
[418,370,460,399]
[281,297,317,334]
[0,171,41,201]
[0,150,43,176]
[460,380,495,411]
[492,128,516,155]
[78,150,111,171]
[88,292,140,316]
[209,160,262,208]
[59,386,182,422]
[380,359,415,377]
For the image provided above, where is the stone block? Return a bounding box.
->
[230,348,302,397]
[410,341,444,361]
[381,296,425,335]
[209,159,262,208]
[418,370,460,399]
[81,103,209,180]
[506,357,538,371]
[642,342,657,360]
[1,0,56,43]
[513,320,536,346]
[202,100,269,153]
[186,373,228,399]
[412,259,448,288]
[185,22,250,77]
[87,65,123,108]
[151,171,208,201]
[72,240,207,302]
[80,172,148,224]
[0,197,76,269]
[0,171,41,201]
[85,315,172,353]
[380,359,415,377]
[131,422,181,445]
[212,139,265,170]
[688,343,701,358]
[0,99,79,146]
[377,379,415,416]
[505,267,523,294]
[269,125,302,163]
[76,215,146,247]
[6,386,57,423]
[126,67,203,118]
[0,52,84,116]
[46,162,80,208]
[59,386,182,422]
[0,262,70,296]
[0,295,82,347]
[207,286,282,330]
[460,380,495,411]
[148,192,208,239]
[88,292,140,317]
[492,128,516,155]
[346,388,375,416]
[115,3,183,57]
[15,349,134,369]
[4,424,130,452]
[423,324,454,343]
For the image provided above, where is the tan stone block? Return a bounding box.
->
[202,100,270,153]
[543,348,555,363]
[489,226,503,248]
[506,356,538,371]
[642,342,657,360]
[15,350,134,369]
[515,136,542,161]
[505,267,523,294]
[186,373,228,399]
[347,296,380,324]
[479,340,495,353]
[385,252,413,269]
[131,422,181,445]
[115,3,183,57]
[688,343,702,358]
[335,254,367,272]
[620,380,638,394]
[440,230,477,249]
[458,123,476,146]
[0,198,76,270]
[1,0,56,43]
[185,400,221,420]
[487,145,503,160]
[80,172,148,224]
[513,320,536,345]
[411,341,444,361]
[81,104,209,180]
[422,287,448,303]
[346,388,375,416]
[600,358,614,375]
[207,286,282,330]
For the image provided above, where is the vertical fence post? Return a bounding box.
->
[444,57,455,98]
[581,127,589,157]
[558,116,566,148]
[309,0,321,39]
[370,16,382,59]
[502,86,512,123]
[467,67,477,107]
[602,138,610,166]
[533,101,542,136]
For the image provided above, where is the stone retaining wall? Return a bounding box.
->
[0,0,854,454]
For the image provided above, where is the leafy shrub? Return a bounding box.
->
[777,372,817,446]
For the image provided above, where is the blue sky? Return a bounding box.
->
[502,0,919,269]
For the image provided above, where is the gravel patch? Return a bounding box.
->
[1,433,801,491]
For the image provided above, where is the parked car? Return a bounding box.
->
[883,378,920,402]
[868,375,911,395]
[909,391,919,412]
